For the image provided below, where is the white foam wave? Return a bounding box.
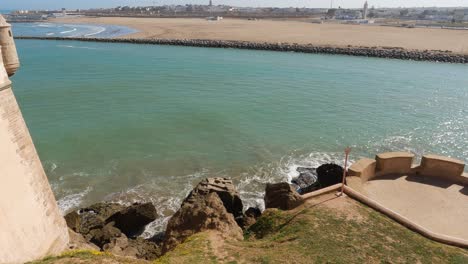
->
[37,23,53,28]
[60,28,77,34]
[57,187,92,215]
[84,27,106,37]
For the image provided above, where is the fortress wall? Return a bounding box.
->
[349,152,467,186]
[0,54,68,263]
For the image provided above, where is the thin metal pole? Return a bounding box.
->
[339,147,351,196]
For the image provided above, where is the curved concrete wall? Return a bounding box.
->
[349,152,467,185]
[0,50,69,262]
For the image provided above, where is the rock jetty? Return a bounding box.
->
[15,36,468,64]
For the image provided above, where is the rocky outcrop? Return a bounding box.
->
[106,203,157,238]
[292,167,319,194]
[64,202,160,260]
[316,163,344,188]
[264,182,304,210]
[15,36,468,64]
[240,207,262,229]
[163,178,244,252]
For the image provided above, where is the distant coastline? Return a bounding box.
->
[15,36,468,64]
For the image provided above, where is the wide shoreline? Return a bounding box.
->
[15,36,468,63]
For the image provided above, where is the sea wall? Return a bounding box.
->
[15,36,468,64]
[0,50,69,263]
[349,152,467,185]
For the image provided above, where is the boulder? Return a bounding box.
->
[240,207,262,229]
[316,164,344,188]
[64,201,162,260]
[163,184,243,252]
[82,202,127,220]
[87,223,123,248]
[64,202,126,235]
[188,178,244,222]
[292,167,319,194]
[264,182,303,210]
[106,202,158,238]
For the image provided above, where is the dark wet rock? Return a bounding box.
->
[264,182,303,210]
[82,202,127,220]
[64,201,161,260]
[245,207,262,218]
[292,167,319,194]
[65,202,126,235]
[240,207,262,229]
[106,202,158,238]
[163,178,244,253]
[316,163,344,188]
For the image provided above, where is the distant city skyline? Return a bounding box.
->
[3,0,468,10]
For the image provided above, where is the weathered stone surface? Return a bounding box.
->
[87,223,123,248]
[65,203,126,235]
[127,237,162,260]
[82,202,127,220]
[67,229,100,251]
[240,207,262,229]
[292,167,319,194]
[64,202,161,260]
[316,164,344,188]
[264,182,304,210]
[163,179,244,252]
[189,178,244,222]
[106,202,157,238]
[103,235,161,260]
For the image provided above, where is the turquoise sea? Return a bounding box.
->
[11,39,468,236]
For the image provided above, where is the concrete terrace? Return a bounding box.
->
[348,152,468,242]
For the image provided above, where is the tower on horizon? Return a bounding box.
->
[363,1,369,20]
[209,0,213,7]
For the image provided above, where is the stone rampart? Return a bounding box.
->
[349,152,467,185]
[0,20,69,263]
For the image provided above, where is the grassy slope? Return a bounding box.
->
[31,194,468,264]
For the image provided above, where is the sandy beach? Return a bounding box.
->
[51,16,468,54]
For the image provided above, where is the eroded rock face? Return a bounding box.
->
[240,207,262,229]
[106,202,158,238]
[190,178,244,221]
[264,182,304,210]
[163,178,244,252]
[64,202,161,260]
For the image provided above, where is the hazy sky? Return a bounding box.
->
[3,0,468,10]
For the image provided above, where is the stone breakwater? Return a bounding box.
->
[15,36,468,64]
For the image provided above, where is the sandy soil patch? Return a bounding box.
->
[52,17,468,54]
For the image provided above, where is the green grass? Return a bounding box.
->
[228,198,468,264]
[28,250,147,264]
[154,233,218,264]
[31,197,468,263]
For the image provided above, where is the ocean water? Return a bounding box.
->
[11,39,468,236]
[11,22,137,38]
